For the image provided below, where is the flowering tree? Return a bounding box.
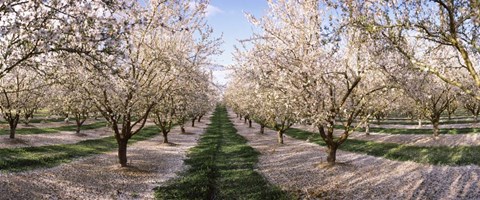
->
[359,89,401,135]
[51,0,220,167]
[396,71,457,137]
[0,68,45,138]
[356,0,480,100]
[227,39,301,144]
[461,95,480,122]
[153,70,218,143]
[47,81,96,134]
[231,0,393,164]
[0,0,125,79]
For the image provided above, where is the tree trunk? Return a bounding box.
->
[162,131,169,144]
[327,144,338,164]
[260,124,265,134]
[432,120,440,137]
[244,118,247,123]
[191,118,195,127]
[75,118,85,134]
[277,130,284,144]
[181,126,186,134]
[8,118,18,139]
[365,120,370,136]
[76,125,81,134]
[118,139,128,167]
[9,127,16,139]
[248,119,252,128]
[418,119,422,127]
[198,115,203,122]
[475,115,478,123]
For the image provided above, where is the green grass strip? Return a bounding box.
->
[335,125,480,135]
[286,128,480,166]
[155,106,292,200]
[0,126,160,172]
[0,117,66,124]
[0,121,108,136]
[371,119,478,125]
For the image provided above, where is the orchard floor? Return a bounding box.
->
[0,126,112,149]
[368,122,480,129]
[295,124,480,147]
[0,119,101,129]
[229,111,480,199]
[0,121,159,149]
[0,114,211,200]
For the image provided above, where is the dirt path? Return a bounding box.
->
[229,111,480,199]
[294,124,480,147]
[0,114,211,200]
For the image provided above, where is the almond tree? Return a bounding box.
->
[395,71,458,137]
[51,0,220,167]
[153,71,217,143]
[359,89,401,135]
[461,95,480,122]
[47,80,97,134]
[356,0,480,101]
[232,0,393,163]
[0,68,45,138]
[0,0,125,78]
[227,40,300,144]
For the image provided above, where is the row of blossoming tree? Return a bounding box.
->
[225,0,479,164]
[0,0,220,167]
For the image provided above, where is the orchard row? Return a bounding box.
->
[225,0,480,164]
[0,0,220,167]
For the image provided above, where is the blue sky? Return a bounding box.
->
[206,0,268,85]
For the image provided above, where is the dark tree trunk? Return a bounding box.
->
[191,118,195,127]
[198,115,203,122]
[248,119,252,128]
[118,139,128,167]
[76,125,81,134]
[9,127,16,139]
[260,124,265,134]
[181,126,186,134]
[162,131,169,144]
[277,130,284,144]
[432,119,440,137]
[244,118,247,123]
[327,144,338,164]
[8,116,19,139]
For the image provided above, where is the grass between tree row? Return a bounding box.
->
[0,117,67,124]
[155,106,292,200]
[334,125,480,135]
[0,121,108,136]
[0,126,160,172]
[286,128,480,166]
[371,119,478,125]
